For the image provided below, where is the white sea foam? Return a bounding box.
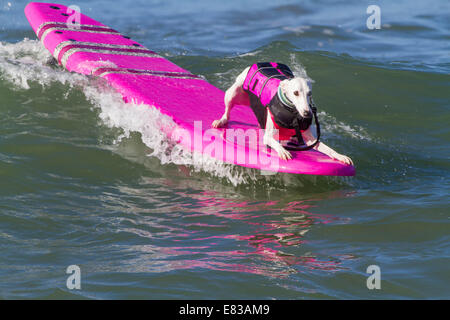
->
[0,40,365,185]
[282,25,311,35]
[235,50,261,57]
[82,85,248,185]
[0,40,249,185]
[289,53,314,83]
[0,39,88,90]
[288,53,372,141]
[318,111,372,141]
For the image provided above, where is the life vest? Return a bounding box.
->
[242,62,314,142]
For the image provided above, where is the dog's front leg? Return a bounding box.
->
[302,128,353,165]
[263,115,292,160]
[212,91,233,128]
[212,67,250,128]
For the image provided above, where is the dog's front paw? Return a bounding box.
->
[334,153,353,165]
[212,118,227,128]
[277,147,292,160]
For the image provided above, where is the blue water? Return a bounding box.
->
[0,0,449,299]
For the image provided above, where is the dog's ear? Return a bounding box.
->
[279,79,289,93]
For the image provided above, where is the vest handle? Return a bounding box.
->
[285,108,321,151]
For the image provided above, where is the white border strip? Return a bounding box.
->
[53,40,151,61]
[36,21,113,38]
[96,70,202,79]
[60,48,160,68]
[40,27,120,45]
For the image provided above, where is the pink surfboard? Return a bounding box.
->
[24,2,355,176]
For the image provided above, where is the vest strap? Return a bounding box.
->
[288,108,321,151]
[277,86,295,109]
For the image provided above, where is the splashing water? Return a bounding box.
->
[0,39,365,187]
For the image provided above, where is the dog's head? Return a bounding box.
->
[279,77,313,118]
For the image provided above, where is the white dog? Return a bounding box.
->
[212,62,353,165]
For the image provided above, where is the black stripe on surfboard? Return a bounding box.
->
[36,21,114,39]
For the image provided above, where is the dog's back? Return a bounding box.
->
[242,62,294,128]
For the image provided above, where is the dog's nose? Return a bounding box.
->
[302,110,312,118]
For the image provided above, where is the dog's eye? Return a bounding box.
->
[293,90,300,96]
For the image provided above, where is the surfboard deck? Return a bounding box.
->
[24,2,355,176]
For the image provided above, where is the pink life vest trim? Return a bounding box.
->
[267,109,297,141]
[242,62,296,140]
[243,62,293,106]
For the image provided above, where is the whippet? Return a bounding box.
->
[212,62,353,165]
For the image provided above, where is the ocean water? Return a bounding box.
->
[0,0,449,299]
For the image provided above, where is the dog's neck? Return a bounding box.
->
[277,86,295,108]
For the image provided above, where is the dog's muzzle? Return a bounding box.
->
[302,110,312,118]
